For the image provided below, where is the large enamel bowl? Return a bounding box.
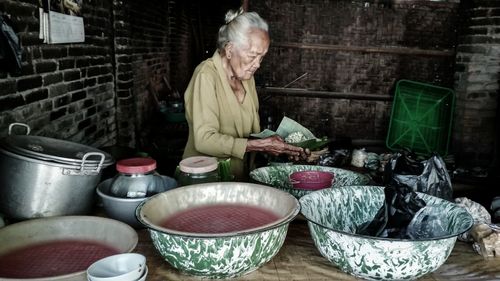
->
[249,165,371,198]
[299,185,474,281]
[136,182,299,279]
[0,216,137,281]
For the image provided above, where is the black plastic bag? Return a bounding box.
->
[356,184,426,238]
[318,149,349,167]
[384,151,453,201]
[0,14,22,74]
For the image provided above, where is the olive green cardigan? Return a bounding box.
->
[182,51,261,180]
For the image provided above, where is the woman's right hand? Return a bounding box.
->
[247,136,308,160]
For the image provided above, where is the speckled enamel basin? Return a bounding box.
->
[136,182,299,279]
[299,185,474,281]
[249,165,371,198]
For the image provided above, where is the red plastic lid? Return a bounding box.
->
[116,157,157,174]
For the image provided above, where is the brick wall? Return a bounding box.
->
[454,0,500,167]
[0,0,115,148]
[0,0,194,149]
[2,0,495,169]
[112,0,171,147]
[0,0,232,152]
[250,0,460,143]
[113,0,216,148]
[167,1,196,94]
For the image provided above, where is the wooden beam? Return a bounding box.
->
[259,87,393,101]
[273,42,455,57]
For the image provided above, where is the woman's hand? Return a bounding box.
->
[247,136,309,160]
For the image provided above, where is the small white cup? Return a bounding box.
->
[87,253,146,281]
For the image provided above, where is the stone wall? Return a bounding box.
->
[454,0,500,167]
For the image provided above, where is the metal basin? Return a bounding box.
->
[136,182,299,278]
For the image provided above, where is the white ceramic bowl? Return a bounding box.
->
[136,266,148,281]
[87,253,146,281]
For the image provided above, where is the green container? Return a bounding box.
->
[386,80,455,156]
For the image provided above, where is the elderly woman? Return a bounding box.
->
[182,8,307,180]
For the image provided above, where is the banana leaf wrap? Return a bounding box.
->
[251,117,329,151]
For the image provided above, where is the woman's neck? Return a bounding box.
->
[221,55,246,103]
[221,56,236,82]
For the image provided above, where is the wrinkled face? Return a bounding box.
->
[226,28,270,81]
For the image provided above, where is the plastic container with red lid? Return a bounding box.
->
[116,157,157,174]
[109,157,162,198]
[177,156,220,186]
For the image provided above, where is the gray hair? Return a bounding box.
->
[217,8,268,52]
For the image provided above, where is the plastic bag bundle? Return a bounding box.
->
[455,197,491,242]
[406,206,449,239]
[356,184,426,238]
[384,151,453,201]
[351,148,368,168]
[364,152,380,171]
[318,149,349,167]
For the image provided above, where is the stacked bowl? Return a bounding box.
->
[87,253,147,281]
[97,176,177,228]
[96,157,177,228]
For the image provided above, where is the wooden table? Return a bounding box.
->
[133,220,500,281]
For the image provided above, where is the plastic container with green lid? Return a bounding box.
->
[178,156,220,186]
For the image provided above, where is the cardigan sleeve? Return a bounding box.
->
[189,71,248,160]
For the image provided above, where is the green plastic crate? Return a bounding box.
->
[386,80,455,156]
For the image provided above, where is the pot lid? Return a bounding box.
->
[0,135,114,166]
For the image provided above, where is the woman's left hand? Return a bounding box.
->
[246,136,310,160]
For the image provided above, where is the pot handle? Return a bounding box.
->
[63,152,106,176]
[8,123,31,135]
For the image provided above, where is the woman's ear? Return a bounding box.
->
[225,43,233,59]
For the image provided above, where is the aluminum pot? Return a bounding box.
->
[0,123,114,220]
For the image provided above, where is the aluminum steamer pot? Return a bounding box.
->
[0,123,114,220]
